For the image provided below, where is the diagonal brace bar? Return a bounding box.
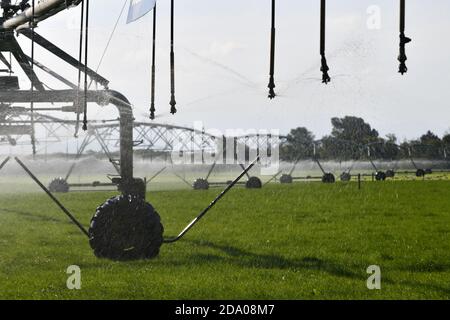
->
[0,157,11,171]
[15,157,89,238]
[20,29,109,88]
[164,157,259,244]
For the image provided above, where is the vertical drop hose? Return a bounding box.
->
[267,0,276,99]
[82,0,90,131]
[30,0,37,156]
[75,0,85,137]
[398,0,411,75]
[150,4,157,120]
[320,0,330,84]
[169,0,177,114]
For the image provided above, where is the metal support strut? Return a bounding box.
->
[205,161,217,181]
[0,157,11,171]
[164,157,259,243]
[315,157,326,175]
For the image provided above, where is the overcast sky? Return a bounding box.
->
[15,0,450,142]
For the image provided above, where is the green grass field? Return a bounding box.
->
[0,180,449,300]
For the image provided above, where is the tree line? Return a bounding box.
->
[280,116,450,161]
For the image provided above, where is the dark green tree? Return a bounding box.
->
[321,116,382,160]
[280,127,315,161]
[416,131,442,159]
[331,116,379,144]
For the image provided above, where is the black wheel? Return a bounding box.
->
[322,173,335,183]
[280,174,293,184]
[48,177,69,193]
[375,171,387,181]
[193,178,209,190]
[425,168,433,175]
[386,170,395,178]
[416,169,425,177]
[89,195,164,261]
[340,172,351,182]
[246,176,262,189]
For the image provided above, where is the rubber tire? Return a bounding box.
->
[386,170,395,178]
[340,172,351,182]
[375,171,387,181]
[48,177,69,193]
[89,195,164,261]
[193,178,209,190]
[280,174,293,184]
[322,173,335,184]
[246,176,262,189]
[416,169,425,177]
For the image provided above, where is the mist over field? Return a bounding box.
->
[1,156,448,193]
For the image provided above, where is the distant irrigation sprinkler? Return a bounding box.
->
[192,161,217,190]
[314,157,335,183]
[277,158,312,184]
[278,158,300,184]
[175,161,263,190]
[366,146,391,181]
[279,156,339,184]
[368,159,387,181]
[239,163,263,189]
[278,156,336,184]
[281,138,364,183]
[339,163,354,182]
[339,171,351,182]
[407,147,432,178]
[312,143,335,183]
[47,127,121,193]
[280,141,339,184]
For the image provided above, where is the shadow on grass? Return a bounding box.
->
[401,262,450,273]
[183,240,360,280]
[180,240,450,297]
[0,208,69,224]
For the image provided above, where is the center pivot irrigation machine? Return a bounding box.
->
[0,0,259,261]
[0,0,415,261]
